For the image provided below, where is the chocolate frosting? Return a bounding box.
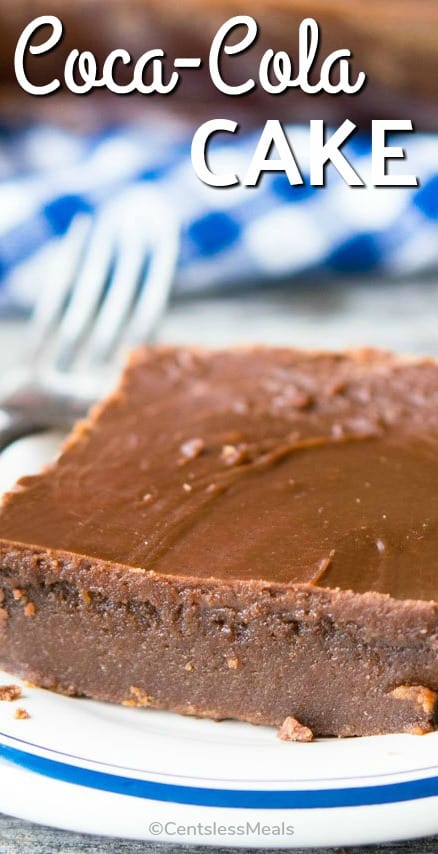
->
[1,347,438,602]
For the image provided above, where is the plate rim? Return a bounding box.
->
[1,728,438,786]
[1,736,438,810]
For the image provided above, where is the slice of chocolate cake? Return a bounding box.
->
[0,346,437,737]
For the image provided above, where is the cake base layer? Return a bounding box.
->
[0,545,437,738]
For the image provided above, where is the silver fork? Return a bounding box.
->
[0,186,179,450]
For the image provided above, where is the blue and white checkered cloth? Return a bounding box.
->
[0,122,437,313]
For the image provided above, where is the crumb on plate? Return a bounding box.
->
[278,715,314,742]
[14,707,30,720]
[0,684,22,702]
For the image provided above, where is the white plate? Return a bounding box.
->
[0,676,437,847]
[0,435,437,847]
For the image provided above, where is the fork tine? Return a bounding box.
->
[85,231,145,365]
[125,220,179,348]
[53,211,115,372]
[0,193,178,431]
[25,215,91,363]
[87,218,179,364]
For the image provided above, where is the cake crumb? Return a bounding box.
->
[331,423,345,439]
[182,482,193,493]
[312,550,336,584]
[391,684,437,716]
[278,716,314,743]
[14,707,30,720]
[326,380,346,397]
[221,443,249,466]
[24,602,36,617]
[226,656,239,670]
[405,724,431,736]
[179,438,205,464]
[80,590,92,606]
[184,663,194,672]
[12,588,25,601]
[0,608,8,621]
[123,686,151,707]
[0,684,22,702]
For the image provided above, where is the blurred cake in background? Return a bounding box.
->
[0,0,436,129]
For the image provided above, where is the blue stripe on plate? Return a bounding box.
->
[1,743,438,809]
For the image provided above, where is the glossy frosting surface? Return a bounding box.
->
[1,347,438,601]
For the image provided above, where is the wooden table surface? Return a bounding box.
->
[0,815,437,853]
[0,278,437,851]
